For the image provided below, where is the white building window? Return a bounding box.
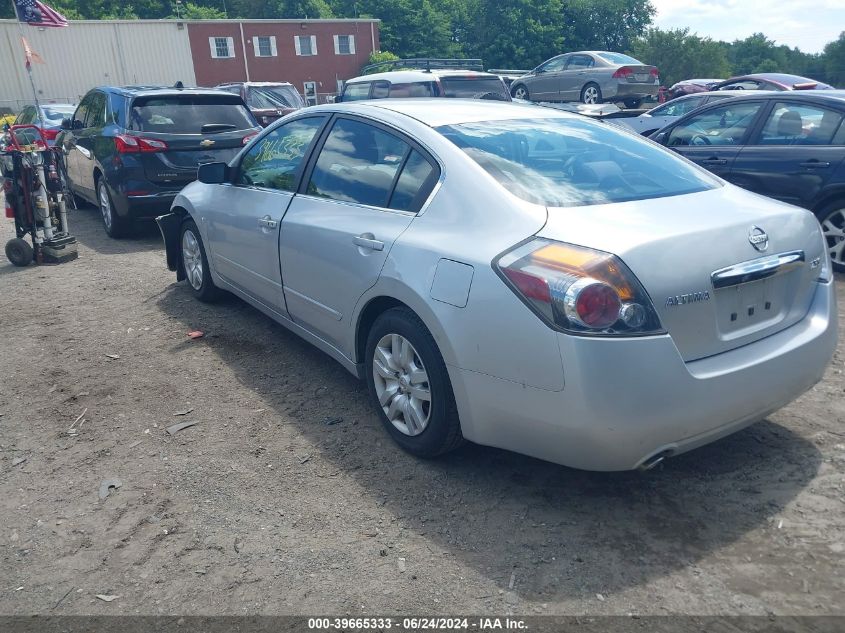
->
[253,36,277,57]
[209,36,235,59]
[333,35,355,55]
[295,35,317,56]
[303,81,318,106]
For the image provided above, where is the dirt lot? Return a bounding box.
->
[0,205,843,617]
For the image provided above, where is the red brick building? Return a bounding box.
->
[187,19,381,103]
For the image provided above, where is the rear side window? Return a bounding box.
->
[307,118,410,207]
[437,116,718,207]
[758,102,844,145]
[127,95,255,133]
[439,77,509,100]
[566,55,594,70]
[237,116,325,192]
[247,85,304,109]
[388,82,435,98]
[342,83,372,101]
[389,150,437,211]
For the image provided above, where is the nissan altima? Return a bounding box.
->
[156,100,837,471]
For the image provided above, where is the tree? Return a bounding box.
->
[170,3,227,18]
[563,0,655,52]
[823,32,845,87]
[630,28,731,87]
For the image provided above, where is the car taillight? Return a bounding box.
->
[4,204,13,219]
[242,133,258,145]
[115,134,168,153]
[612,67,633,79]
[495,239,663,336]
[650,68,659,78]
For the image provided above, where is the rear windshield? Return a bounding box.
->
[41,106,75,123]
[437,117,718,207]
[247,85,304,109]
[439,77,510,100]
[127,95,255,133]
[596,52,643,65]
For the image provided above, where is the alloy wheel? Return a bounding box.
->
[821,208,845,267]
[98,182,112,231]
[182,229,204,291]
[372,333,431,437]
[583,86,599,104]
[513,86,528,100]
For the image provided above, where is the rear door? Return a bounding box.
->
[559,54,595,101]
[202,115,327,314]
[729,100,845,208]
[125,93,258,190]
[280,116,439,353]
[661,99,766,179]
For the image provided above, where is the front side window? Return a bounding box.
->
[307,118,410,207]
[388,82,435,98]
[73,94,93,129]
[343,83,372,101]
[652,96,704,118]
[237,117,325,192]
[85,92,106,128]
[666,101,763,147]
[758,102,844,145]
[439,77,509,100]
[371,81,390,99]
[538,56,567,73]
[437,116,718,207]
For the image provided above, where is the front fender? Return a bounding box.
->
[155,212,185,280]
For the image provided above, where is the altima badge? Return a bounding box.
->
[665,291,710,308]
[748,226,769,252]
[200,139,215,147]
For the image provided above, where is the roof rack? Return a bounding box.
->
[361,58,484,75]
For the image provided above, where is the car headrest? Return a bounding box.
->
[777,110,803,136]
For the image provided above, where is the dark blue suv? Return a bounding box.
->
[58,86,260,237]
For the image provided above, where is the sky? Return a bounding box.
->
[652,0,845,54]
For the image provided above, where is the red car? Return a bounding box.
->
[712,73,833,92]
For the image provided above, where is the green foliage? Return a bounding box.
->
[170,3,227,19]
[630,28,731,87]
[564,0,655,52]
[363,49,400,73]
[823,32,845,87]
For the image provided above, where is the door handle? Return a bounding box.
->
[353,234,384,251]
[701,157,727,165]
[257,216,278,230]
[800,160,830,169]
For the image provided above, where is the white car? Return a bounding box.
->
[613,91,741,135]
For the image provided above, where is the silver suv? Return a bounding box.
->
[338,69,511,102]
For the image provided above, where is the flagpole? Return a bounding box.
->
[11,0,45,130]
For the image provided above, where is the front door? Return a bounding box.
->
[73,90,107,198]
[202,115,327,314]
[730,100,845,208]
[663,99,766,179]
[61,93,93,198]
[280,116,438,353]
[529,56,568,101]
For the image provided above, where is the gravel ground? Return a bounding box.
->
[0,204,843,617]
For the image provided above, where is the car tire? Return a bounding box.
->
[180,218,221,302]
[581,82,602,104]
[624,98,642,109]
[97,178,131,238]
[511,84,530,101]
[817,201,845,273]
[5,237,33,267]
[365,307,463,458]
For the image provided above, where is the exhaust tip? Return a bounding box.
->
[638,449,672,472]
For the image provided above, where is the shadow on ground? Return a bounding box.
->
[155,282,821,601]
[69,202,163,255]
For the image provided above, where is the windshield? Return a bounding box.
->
[40,105,75,123]
[127,96,255,133]
[439,77,510,100]
[247,85,304,109]
[596,52,643,65]
[437,117,718,207]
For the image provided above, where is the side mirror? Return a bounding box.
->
[197,161,230,184]
[72,119,84,130]
[652,131,668,143]
[61,118,71,130]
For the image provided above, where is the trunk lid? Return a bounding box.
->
[539,186,825,361]
[618,65,657,84]
[127,94,258,186]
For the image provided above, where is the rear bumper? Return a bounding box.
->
[450,279,837,471]
[110,189,179,220]
[605,82,659,100]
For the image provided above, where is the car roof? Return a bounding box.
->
[217,82,294,87]
[102,86,235,98]
[310,98,572,127]
[345,70,500,84]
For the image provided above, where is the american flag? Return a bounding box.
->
[14,0,69,28]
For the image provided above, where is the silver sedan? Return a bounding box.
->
[156,100,837,471]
